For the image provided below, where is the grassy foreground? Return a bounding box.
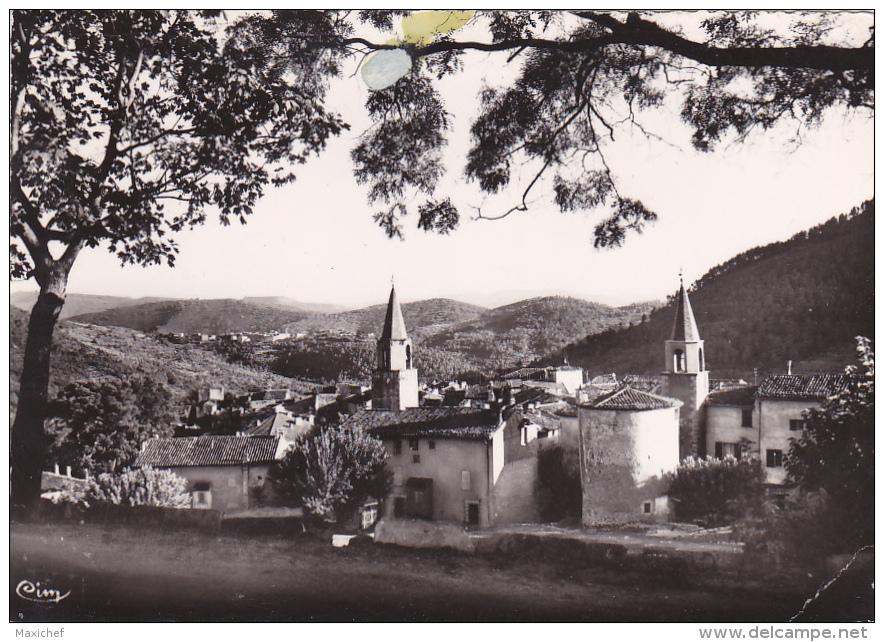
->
[10,520,821,622]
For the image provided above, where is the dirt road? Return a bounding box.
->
[10,521,814,622]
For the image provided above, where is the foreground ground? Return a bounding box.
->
[8,520,860,622]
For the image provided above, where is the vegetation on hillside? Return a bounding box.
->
[544,201,874,378]
[70,298,316,334]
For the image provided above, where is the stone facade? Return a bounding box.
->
[577,389,681,525]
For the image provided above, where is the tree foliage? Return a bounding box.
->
[85,466,190,508]
[665,456,765,526]
[535,444,582,522]
[45,376,174,476]
[337,10,872,243]
[269,427,390,525]
[785,336,874,547]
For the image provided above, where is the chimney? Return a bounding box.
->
[787,360,793,375]
[66,465,72,477]
[54,463,59,475]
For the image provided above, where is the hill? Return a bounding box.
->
[286,298,488,336]
[9,306,313,418]
[421,296,658,367]
[70,298,318,334]
[242,296,348,314]
[10,292,170,319]
[542,201,875,378]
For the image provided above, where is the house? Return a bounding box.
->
[754,373,851,484]
[577,385,682,525]
[658,281,854,485]
[343,406,505,527]
[341,285,530,528]
[134,435,283,513]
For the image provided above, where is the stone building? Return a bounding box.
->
[134,435,283,512]
[662,280,709,459]
[577,386,681,525]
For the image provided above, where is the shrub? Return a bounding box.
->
[269,427,390,526]
[86,467,190,508]
[665,456,765,526]
[535,445,582,522]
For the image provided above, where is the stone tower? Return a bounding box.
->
[662,280,709,458]
[371,285,419,410]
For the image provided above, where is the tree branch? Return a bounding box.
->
[330,17,873,74]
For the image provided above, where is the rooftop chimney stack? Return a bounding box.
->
[787,360,793,375]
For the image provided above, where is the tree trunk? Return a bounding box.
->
[10,270,68,514]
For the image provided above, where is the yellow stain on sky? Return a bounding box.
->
[402,11,475,45]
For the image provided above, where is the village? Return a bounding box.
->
[41,281,854,547]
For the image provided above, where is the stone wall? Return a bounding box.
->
[578,406,679,525]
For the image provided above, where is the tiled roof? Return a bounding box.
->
[757,374,851,400]
[590,373,618,386]
[342,407,502,440]
[587,386,682,411]
[621,374,663,394]
[706,386,759,406]
[134,436,280,468]
[245,415,276,436]
[671,284,701,342]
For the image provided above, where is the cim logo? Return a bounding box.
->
[15,580,71,604]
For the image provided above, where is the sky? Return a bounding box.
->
[8,10,875,310]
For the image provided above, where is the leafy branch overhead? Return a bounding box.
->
[341,10,872,245]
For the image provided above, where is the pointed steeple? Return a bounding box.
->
[671,282,701,342]
[381,285,408,341]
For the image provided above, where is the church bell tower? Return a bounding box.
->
[662,279,709,458]
[372,285,419,410]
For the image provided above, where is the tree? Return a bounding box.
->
[269,427,390,526]
[535,444,582,522]
[335,11,872,242]
[665,455,765,526]
[45,375,174,476]
[786,336,874,548]
[10,10,346,508]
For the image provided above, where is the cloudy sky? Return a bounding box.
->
[10,11,874,310]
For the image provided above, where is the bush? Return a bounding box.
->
[665,456,764,527]
[269,427,390,526]
[735,491,845,565]
[85,467,190,508]
[535,445,582,522]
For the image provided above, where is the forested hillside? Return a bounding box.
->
[421,296,658,366]
[9,307,311,418]
[543,201,874,378]
[71,298,317,334]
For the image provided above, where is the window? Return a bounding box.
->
[393,439,402,455]
[715,442,742,460]
[413,454,421,464]
[643,501,652,514]
[741,408,753,428]
[406,345,412,369]
[673,349,686,373]
[409,438,419,451]
[789,419,806,432]
[766,449,784,468]
[461,470,471,491]
[428,440,435,450]
[393,466,403,487]
[393,497,406,518]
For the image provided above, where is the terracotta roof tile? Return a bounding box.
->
[706,386,759,406]
[587,386,681,411]
[135,436,280,468]
[342,407,501,440]
[757,374,851,400]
